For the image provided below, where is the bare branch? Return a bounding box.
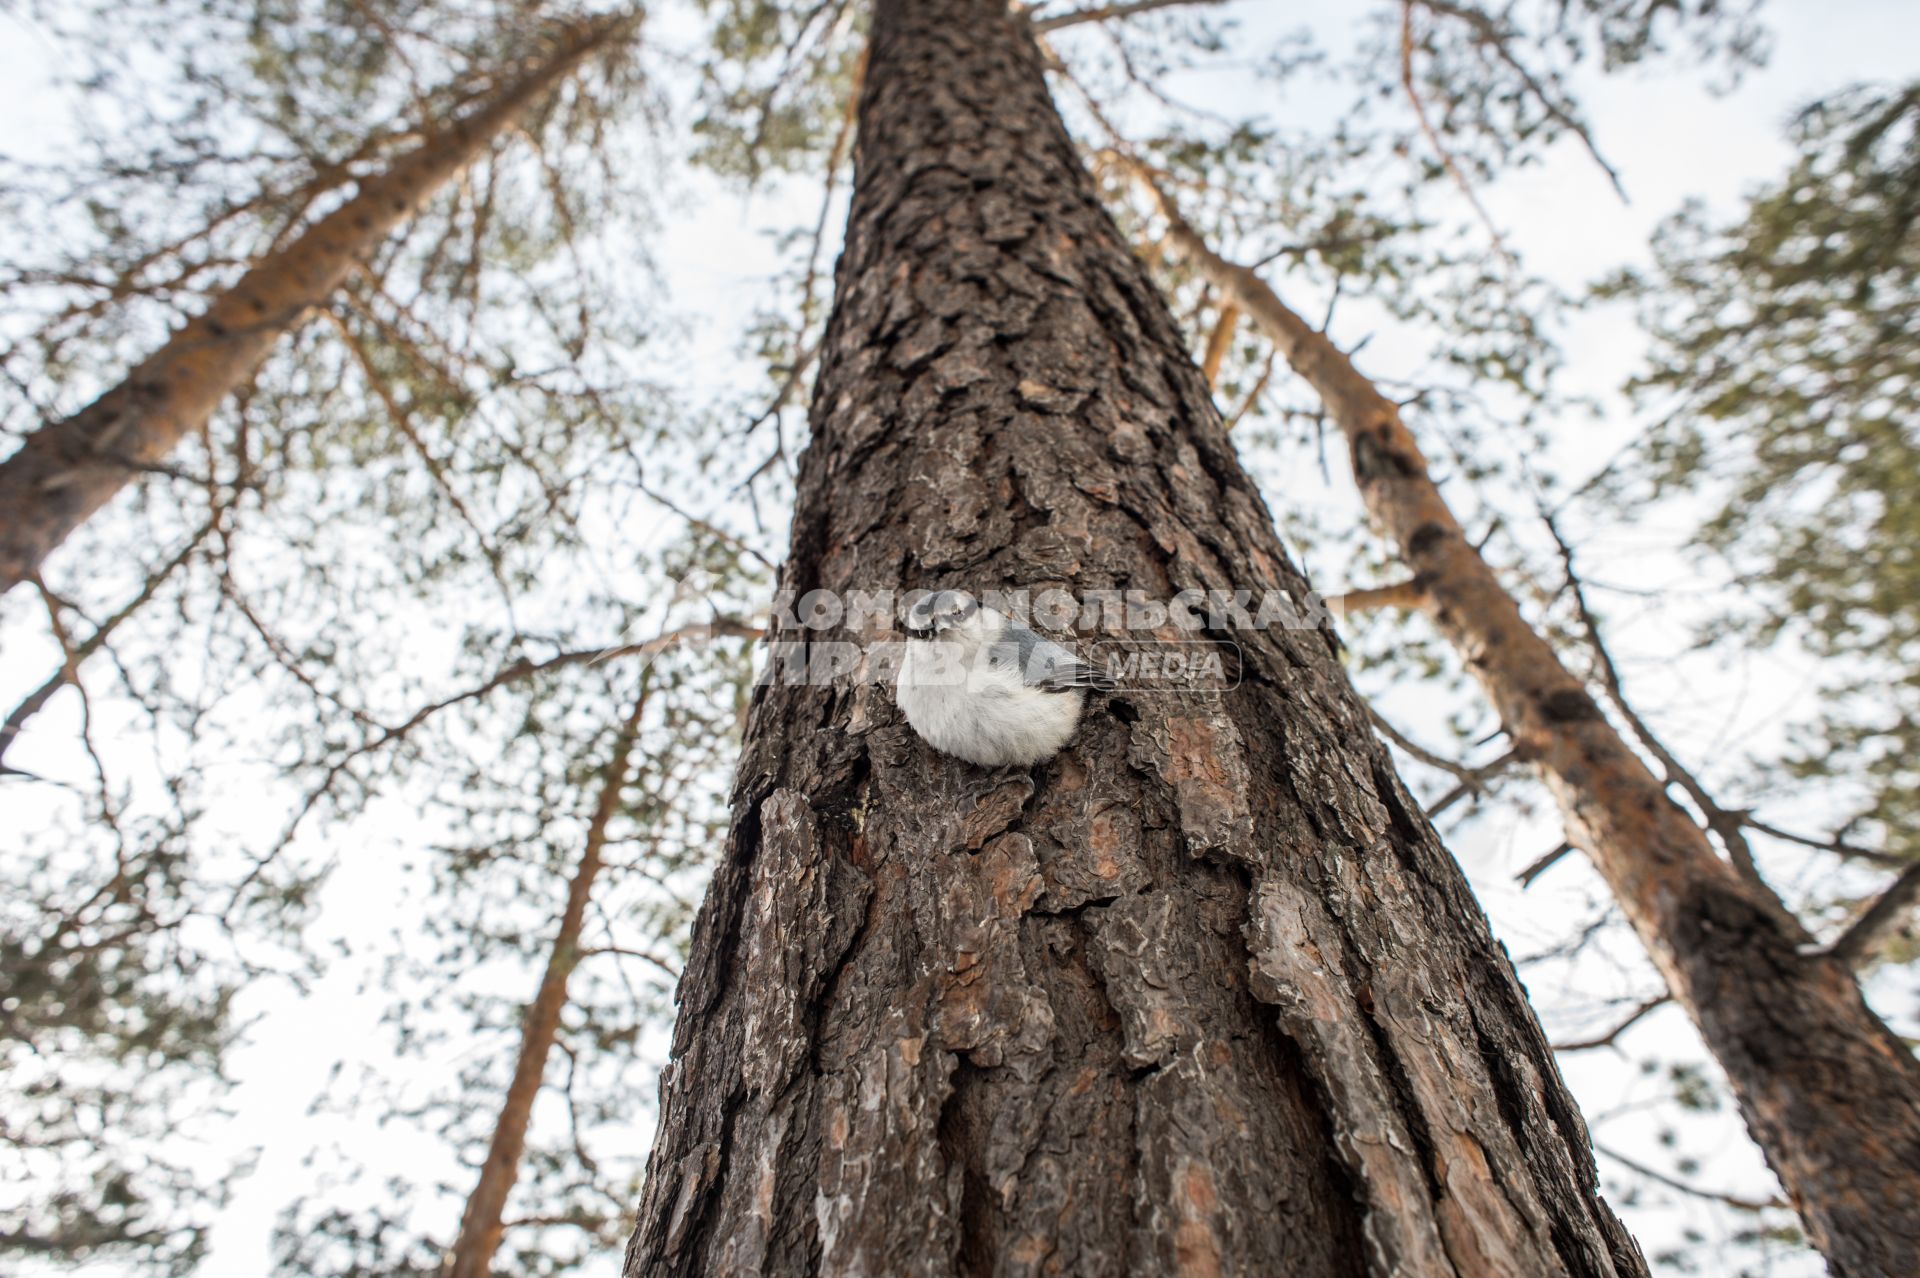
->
[327,308,523,631]
[631,473,776,571]
[1199,300,1240,388]
[1743,816,1899,868]
[1596,1144,1788,1214]
[1222,347,1275,431]
[744,43,867,446]
[1032,0,1225,35]
[1552,995,1670,1052]
[1414,0,1627,200]
[1426,746,1522,817]
[1328,578,1430,616]
[238,618,761,904]
[1367,699,1526,817]
[581,945,682,981]
[742,336,823,441]
[1820,861,1920,967]
[0,521,214,771]
[500,1213,609,1233]
[1399,1,1514,265]
[1366,704,1480,781]
[1542,511,1781,905]
[1516,840,1574,888]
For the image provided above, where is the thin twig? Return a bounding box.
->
[327,308,523,633]
[234,618,760,908]
[1541,511,1781,905]
[1399,1,1514,265]
[1222,347,1275,431]
[581,945,682,980]
[1552,995,1670,1052]
[1367,704,1481,782]
[1516,840,1574,888]
[1743,816,1898,867]
[0,521,215,770]
[1032,0,1225,33]
[1595,1144,1788,1213]
[631,472,775,571]
[1414,0,1627,200]
[1367,703,1523,816]
[743,41,867,444]
[1427,747,1522,817]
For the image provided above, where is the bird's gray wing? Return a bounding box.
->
[989,622,1115,692]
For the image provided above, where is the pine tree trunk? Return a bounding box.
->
[444,684,650,1278]
[623,3,1645,1275]
[1136,177,1920,1277]
[0,13,636,597]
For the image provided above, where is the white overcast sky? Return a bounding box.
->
[4,1,1919,1274]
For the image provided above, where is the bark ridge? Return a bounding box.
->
[626,3,1644,1275]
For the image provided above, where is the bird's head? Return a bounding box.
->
[904,589,982,639]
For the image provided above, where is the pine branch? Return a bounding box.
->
[1032,0,1225,35]
[1596,1144,1787,1214]
[1516,840,1575,888]
[1542,510,1783,908]
[1328,578,1431,615]
[1552,996,1670,1052]
[1820,861,1920,966]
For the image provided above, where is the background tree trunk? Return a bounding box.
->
[1131,174,1920,1277]
[0,13,635,597]
[624,2,1645,1275]
[445,681,651,1278]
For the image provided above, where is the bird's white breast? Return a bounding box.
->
[897,638,1084,767]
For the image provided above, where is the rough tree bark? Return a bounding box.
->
[1129,171,1920,1277]
[623,3,1645,1275]
[0,13,636,597]
[444,683,650,1278]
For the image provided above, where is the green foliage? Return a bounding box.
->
[7,3,1896,1277]
[1369,0,1770,190]
[1609,81,1920,863]
[0,3,676,1271]
[685,0,865,181]
[272,594,759,1276]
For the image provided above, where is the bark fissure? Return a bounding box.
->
[1130,164,1920,1277]
[626,4,1643,1275]
[936,1055,997,1278]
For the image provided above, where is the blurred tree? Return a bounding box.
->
[1607,81,1920,886]
[9,2,1911,1276]
[0,9,639,594]
[1118,158,1920,1273]
[271,599,760,1278]
[0,3,680,1271]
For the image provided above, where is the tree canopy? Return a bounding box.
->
[3,2,1917,1275]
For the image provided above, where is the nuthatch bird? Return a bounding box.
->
[896,590,1111,767]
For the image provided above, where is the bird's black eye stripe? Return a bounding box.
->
[905,589,978,629]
